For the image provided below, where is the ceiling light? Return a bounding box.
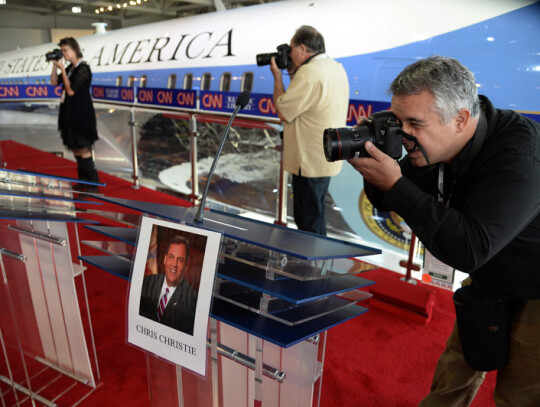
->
[72,6,81,13]
[94,1,148,14]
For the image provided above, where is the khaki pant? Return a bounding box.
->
[419,297,540,407]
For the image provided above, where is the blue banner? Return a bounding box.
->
[0,85,398,125]
[0,85,61,99]
[92,85,135,103]
[199,91,278,119]
[137,87,196,109]
[198,91,391,125]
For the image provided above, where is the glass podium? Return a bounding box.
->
[0,168,104,406]
[79,196,380,407]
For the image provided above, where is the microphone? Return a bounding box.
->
[235,91,250,109]
[194,91,251,223]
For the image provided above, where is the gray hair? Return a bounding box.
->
[292,25,325,54]
[389,56,480,124]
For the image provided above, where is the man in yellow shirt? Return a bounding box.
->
[270,25,349,235]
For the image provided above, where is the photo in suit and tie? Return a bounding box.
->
[127,216,221,375]
[139,224,207,335]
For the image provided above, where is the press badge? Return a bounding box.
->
[423,249,455,290]
[422,164,456,290]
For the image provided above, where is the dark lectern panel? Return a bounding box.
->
[215,285,360,326]
[217,260,374,304]
[93,196,381,261]
[85,225,139,246]
[211,297,368,348]
[78,255,132,281]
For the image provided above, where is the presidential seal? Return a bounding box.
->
[358,189,410,251]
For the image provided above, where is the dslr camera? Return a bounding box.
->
[323,111,403,162]
[45,48,63,61]
[256,44,291,70]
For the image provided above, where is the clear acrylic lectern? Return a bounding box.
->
[79,195,380,407]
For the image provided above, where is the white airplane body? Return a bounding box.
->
[0,0,539,278]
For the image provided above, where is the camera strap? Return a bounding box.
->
[400,131,431,166]
[300,52,325,68]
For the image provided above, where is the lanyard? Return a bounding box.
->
[438,163,445,204]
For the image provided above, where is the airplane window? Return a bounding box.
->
[167,74,177,89]
[241,72,254,92]
[220,72,231,92]
[116,75,123,86]
[127,75,135,87]
[201,73,212,90]
[140,75,147,88]
[183,73,193,90]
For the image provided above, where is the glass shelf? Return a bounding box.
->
[217,258,374,304]
[222,238,376,281]
[214,279,361,326]
[91,196,381,261]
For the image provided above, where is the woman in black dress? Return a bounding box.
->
[50,37,99,192]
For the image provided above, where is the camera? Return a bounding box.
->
[45,49,63,61]
[256,44,291,70]
[323,111,403,162]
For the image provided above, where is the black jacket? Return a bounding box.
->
[365,96,540,300]
[57,62,98,142]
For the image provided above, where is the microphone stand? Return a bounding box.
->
[194,101,245,223]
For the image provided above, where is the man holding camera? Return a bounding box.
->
[270,25,349,235]
[349,56,540,406]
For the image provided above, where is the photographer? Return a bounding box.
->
[349,56,540,406]
[270,25,349,235]
[50,37,99,192]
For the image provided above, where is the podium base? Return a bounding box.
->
[368,274,436,324]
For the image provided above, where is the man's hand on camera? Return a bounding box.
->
[270,57,281,79]
[348,141,402,192]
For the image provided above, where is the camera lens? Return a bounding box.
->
[323,128,342,162]
[323,127,373,162]
[256,53,275,67]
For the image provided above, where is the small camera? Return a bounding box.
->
[256,44,292,70]
[45,49,63,62]
[323,111,403,162]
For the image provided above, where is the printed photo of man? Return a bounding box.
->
[139,227,205,335]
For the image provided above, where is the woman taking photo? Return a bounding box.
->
[50,37,99,192]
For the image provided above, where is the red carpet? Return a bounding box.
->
[0,140,496,406]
